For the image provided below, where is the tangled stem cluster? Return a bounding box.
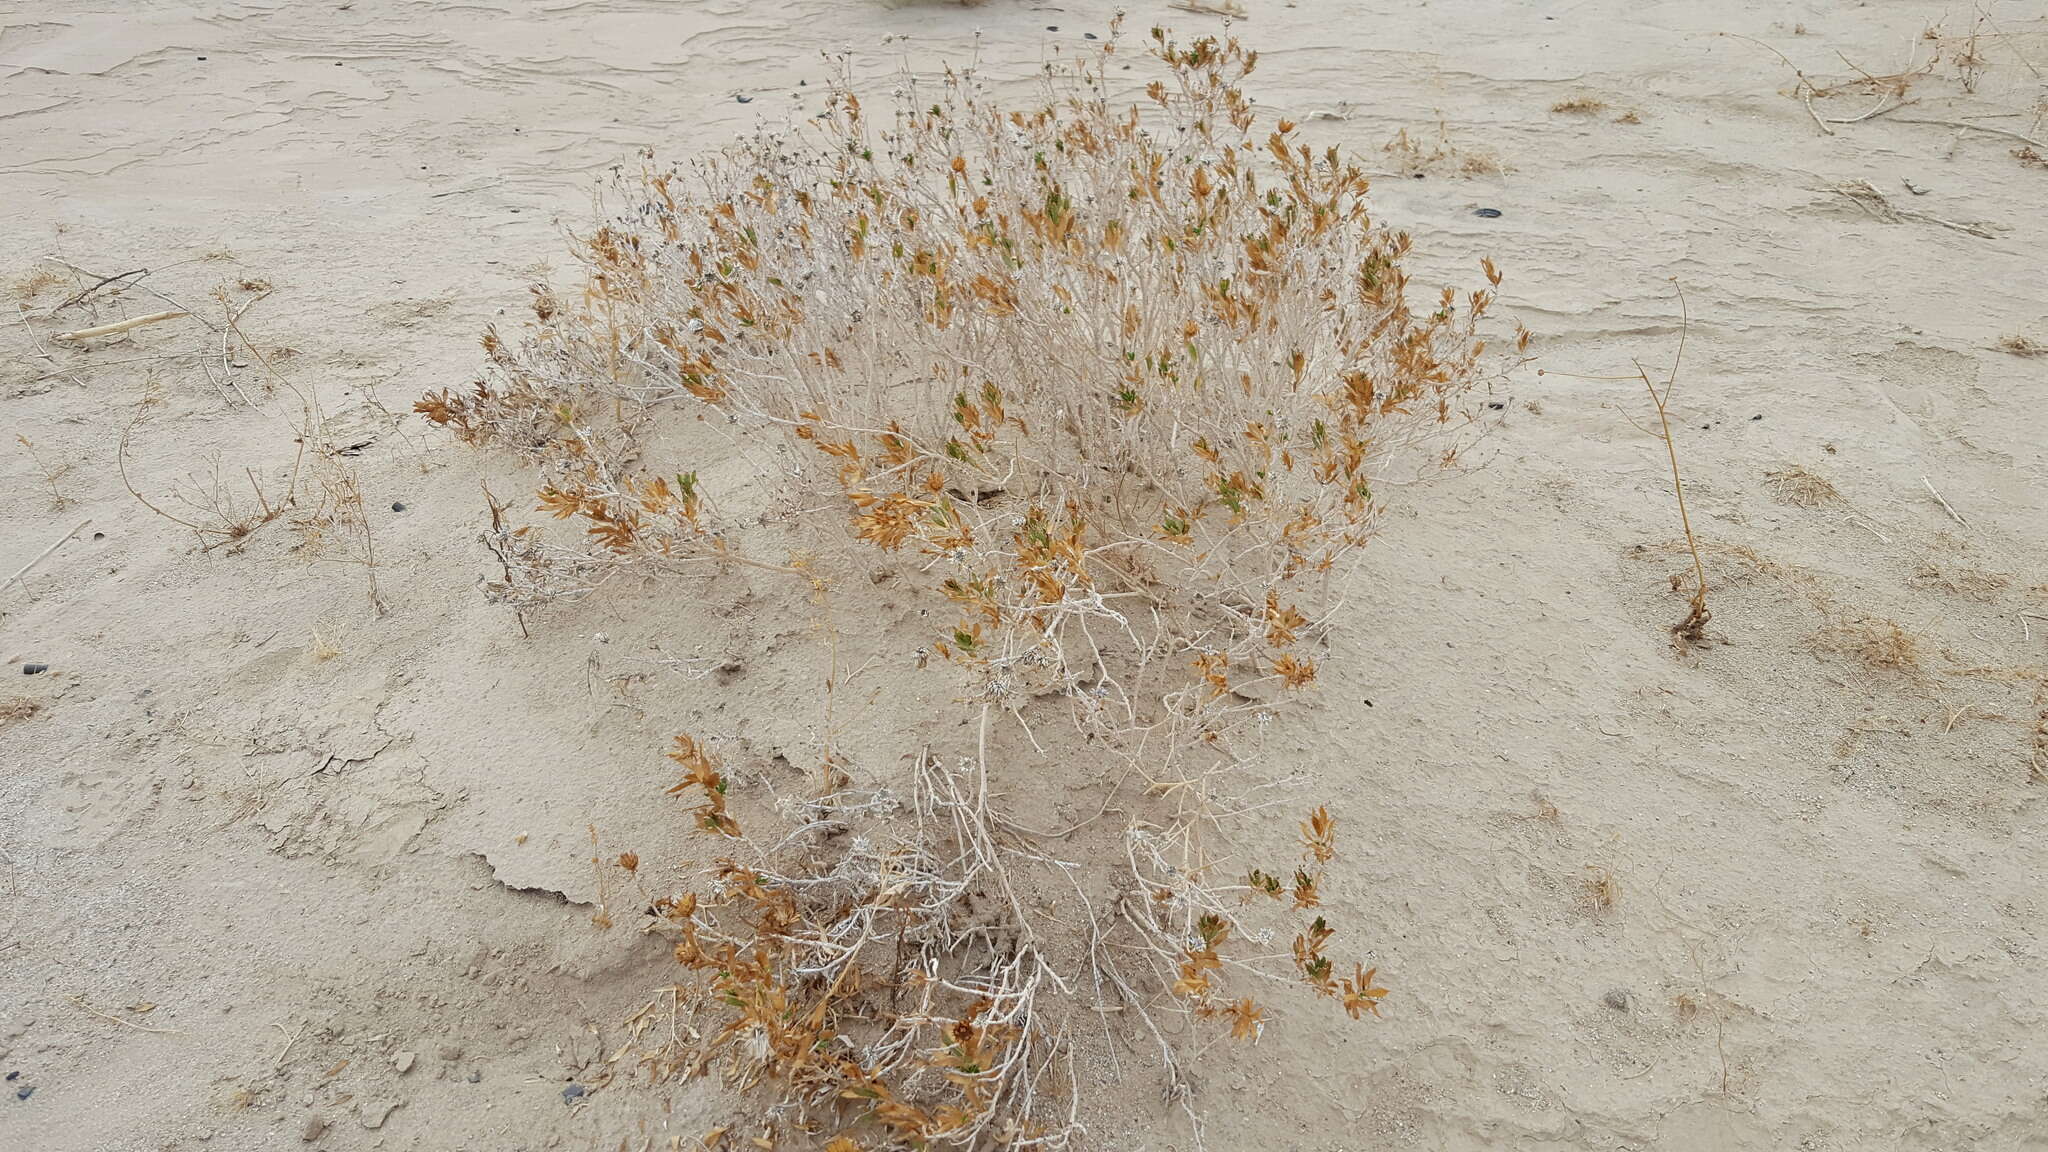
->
[425,22,1512,1149]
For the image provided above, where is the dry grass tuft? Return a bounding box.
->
[1550,96,1608,114]
[1458,152,1507,177]
[0,698,41,726]
[309,626,341,662]
[1665,542,1824,604]
[1763,465,1841,508]
[1382,123,1505,177]
[1581,866,1620,913]
[1613,109,1643,124]
[1996,334,2046,357]
[1817,617,1922,673]
[1909,562,2010,603]
[112,283,383,611]
[11,267,64,300]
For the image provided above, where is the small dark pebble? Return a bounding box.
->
[92,532,105,541]
[466,1069,481,1083]
[15,1086,32,1101]
[1084,32,1098,39]
[1750,414,1762,421]
[1487,401,1505,410]
[798,79,806,86]
[23,664,48,676]
[391,501,407,512]
[4,1071,16,1081]
[561,1083,585,1103]
[1046,26,1059,32]
[1474,207,1503,218]
[197,56,207,61]
[734,95,752,104]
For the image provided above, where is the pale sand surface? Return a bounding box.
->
[3,2,2045,1149]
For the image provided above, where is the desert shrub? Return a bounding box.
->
[427,22,1508,1148]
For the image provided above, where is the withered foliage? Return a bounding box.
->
[428,22,1512,1148]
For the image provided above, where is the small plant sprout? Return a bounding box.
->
[1543,281,1708,649]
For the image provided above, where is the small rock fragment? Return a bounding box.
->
[393,1051,416,1074]
[358,1098,400,1129]
[561,1083,585,1103]
[14,1086,32,1101]
[1474,207,1503,219]
[465,1069,481,1083]
[436,1044,463,1062]
[22,664,48,676]
[300,1116,329,1143]
[1602,988,1630,1011]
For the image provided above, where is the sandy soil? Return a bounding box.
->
[4,1,2046,1149]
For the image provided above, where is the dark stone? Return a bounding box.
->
[390,502,406,512]
[1474,207,1503,218]
[14,1086,31,1101]
[561,1083,585,1103]
[22,664,47,676]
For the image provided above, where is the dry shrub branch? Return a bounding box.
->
[1542,282,1707,649]
[426,24,1511,1147]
